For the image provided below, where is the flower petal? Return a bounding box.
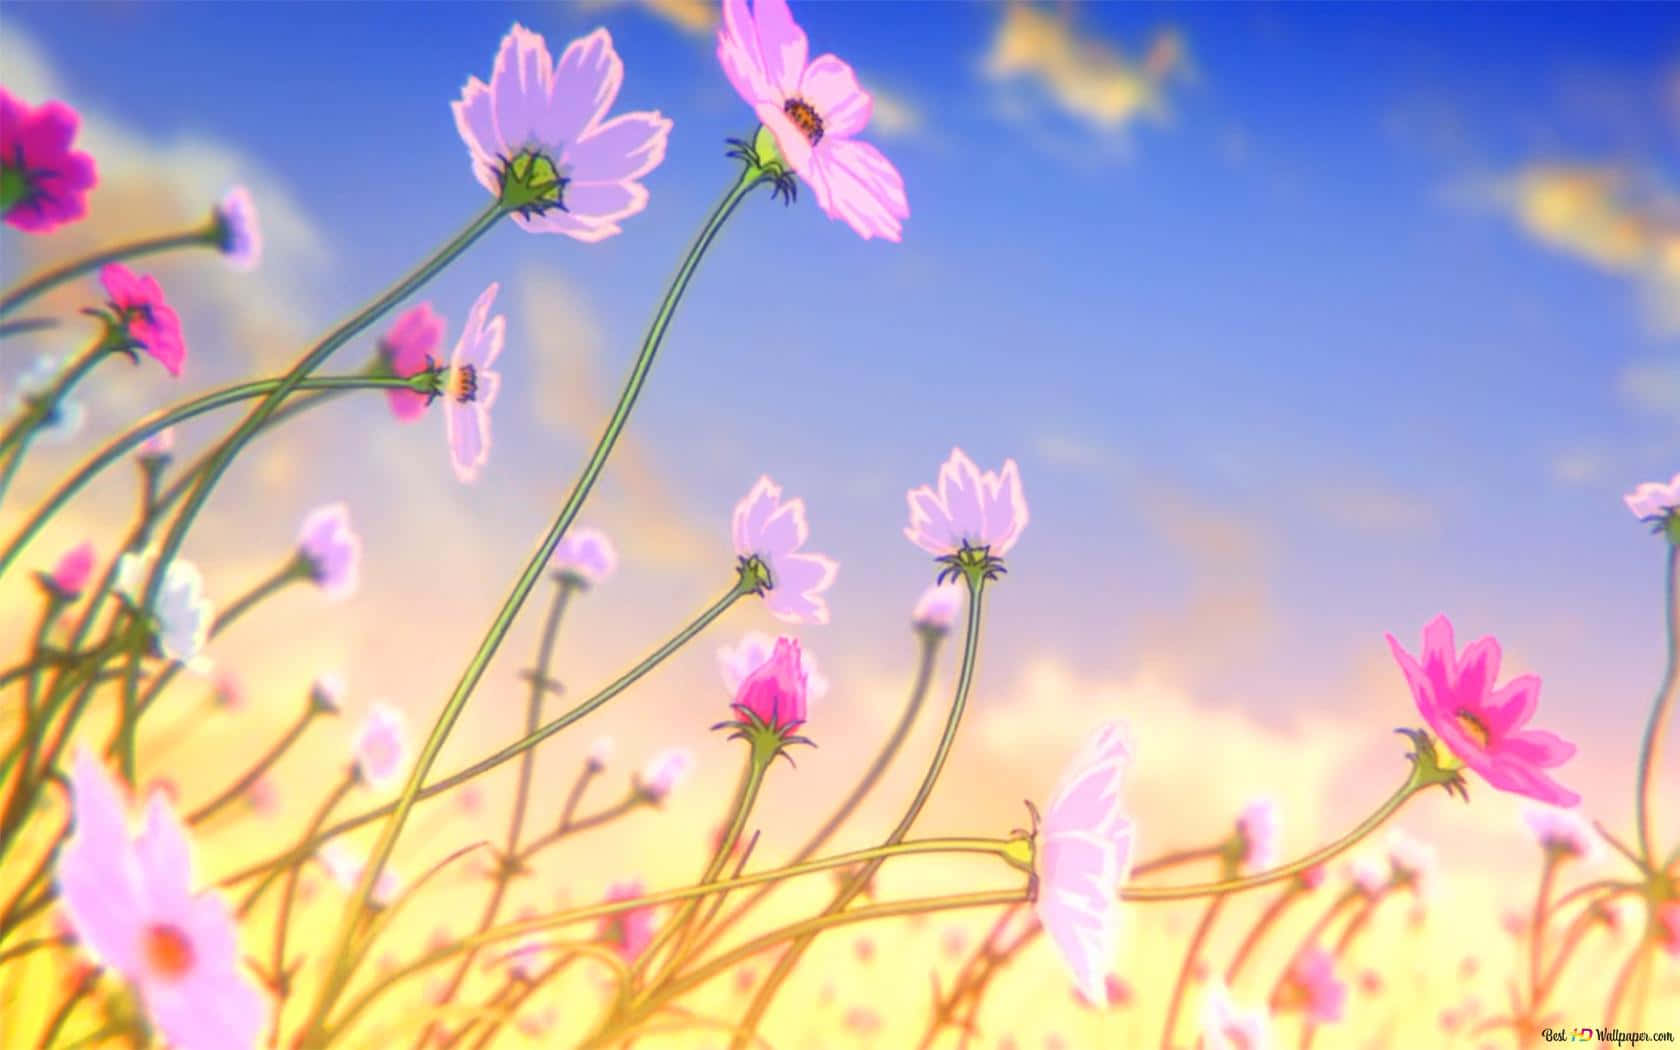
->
[717,0,775,104]
[491,24,555,152]
[451,77,504,195]
[800,54,871,139]
[567,110,672,186]
[546,27,624,145]
[750,0,810,98]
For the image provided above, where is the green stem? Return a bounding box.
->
[0,226,216,317]
[296,170,766,1046]
[1634,544,1679,868]
[0,339,110,506]
[1225,884,1301,988]
[269,772,357,1047]
[186,702,320,826]
[1161,894,1227,1050]
[2,602,61,845]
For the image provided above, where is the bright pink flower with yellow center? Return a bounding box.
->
[0,89,96,233]
[1385,614,1580,807]
[443,283,507,483]
[378,303,445,423]
[99,264,187,377]
[47,540,95,598]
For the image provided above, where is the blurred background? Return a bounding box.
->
[1,1,1677,1047]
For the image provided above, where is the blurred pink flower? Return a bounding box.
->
[1386,614,1580,806]
[213,186,261,271]
[912,581,963,631]
[1297,863,1327,891]
[716,0,908,240]
[1200,980,1271,1050]
[56,750,265,1050]
[453,25,671,240]
[551,526,618,586]
[853,935,874,963]
[1357,968,1383,996]
[587,735,614,770]
[939,924,968,960]
[457,782,485,815]
[100,264,186,377]
[1044,1036,1069,1050]
[139,427,175,458]
[317,843,399,906]
[734,965,757,994]
[731,476,839,624]
[843,1006,883,1034]
[639,747,695,803]
[48,540,95,598]
[244,775,279,818]
[723,635,809,734]
[1281,948,1346,1024]
[598,880,655,961]
[354,703,407,789]
[1659,901,1680,958]
[443,283,506,484]
[146,778,179,806]
[1236,798,1279,872]
[1523,803,1600,862]
[1625,473,1680,521]
[1035,722,1136,1005]
[515,1005,559,1037]
[1074,972,1131,1010]
[378,303,445,423]
[719,630,829,701]
[1501,909,1528,938]
[211,671,244,712]
[296,502,362,602]
[1384,829,1437,901]
[0,89,96,233]
[1347,853,1387,897]
[904,447,1029,560]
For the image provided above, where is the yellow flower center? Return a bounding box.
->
[1454,709,1491,750]
[141,923,194,981]
[449,363,478,404]
[783,98,825,146]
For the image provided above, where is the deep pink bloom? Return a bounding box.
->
[379,303,446,423]
[905,447,1030,559]
[729,636,809,732]
[56,750,265,1050]
[296,502,362,602]
[444,283,506,483]
[49,541,95,597]
[717,0,909,241]
[1283,947,1346,1023]
[1035,722,1137,1005]
[213,186,262,271]
[1523,804,1600,862]
[99,264,186,377]
[0,90,96,233]
[551,527,618,586]
[1297,863,1326,891]
[1387,615,1579,806]
[453,25,672,240]
[1235,798,1279,873]
[912,581,963,631]
[731,476,839,624]
[638,747,694,803]
[597,880,655,961]
[718,631,829,702]
[1625,473,1680,521]
[1201,980,1272,1050]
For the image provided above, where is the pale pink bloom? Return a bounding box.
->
[443,283,506,484]
[139,427,175,458]
[317,843,399,906]
[551,527,618,586]
[1074,972,1131,1010]
[843,1006,883,1034]
[1297,863,1326,891]
[1523,804,1600,862]
[1501,909,1528,938]
[1044,1036,1069,1050]
[210,671,243,712]
[244,776,278,818]
[1035,722,1137,1005]
[48,541,95,597]
[1384,829,1437,901]
[310,673,345,715]
[1386,614,1580,806]
[731,476,839,623]
[718,631,829,702]
[587,735,614,770]
[296,502,362,601]
[1283,947,1346,1023]
[1357,969,1383,996]
[597,880,655,961]
[734,965,757,993]
[904,447,1029,559]
[56,750,265,1050]
[716,0,908,241]
[638,747,695,803]
[515,1006,559,1037]
[457,783,486,815]
[378,303,445,422]
[1625,473,1680,521]
[212,186,261,271]
[1,90,96,234]
[853,935,874,963]
[453,25,672,240]
[1235,798,1279,873]
[939,924,968,959]
[354,704,407,789]
[100,264,186,377]
[1347,854,1387,897]
[1201,981,1271,1050]
[1659,901,1680,958]
[912,581,963,631]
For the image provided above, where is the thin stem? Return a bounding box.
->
[1162,894,1227,1050]
[1225,885,1301,989]
[1268,890,1362,1009]
[37,965,101,1049]
[187,703,320,826]
[0,339,110,507]
[1603,941,1652,1028]
[268,772,357,1047]
[1528,852,1559,1007]
[1535,894,1606,1004]
[1635,544,1679,867]
[0,226,215,317]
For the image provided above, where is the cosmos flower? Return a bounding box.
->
[7,354,86,444]
[212,186,262,271]
[115,550,213,671]
[46,540,95,599]
[597,880,656,961]
[716,0,908,241]
[317,843,399,906]
[100,264,187,377]
[718,631,829,702]
[56,750,265,1050]
[1386,615,1579,806]
[587,735,614,771]
[1624,473,1680,522]
[0,89,96,234]
[1035,722,1137,1005]
[296,502,362,602]
[1522,804,1600,863]
[904,447,1029,560]
[443,283,506,483]
[1200,980,1271,1050]
[1384,829,1437,902]
[378,303,446,423]
[1235,798,1279,873]
[638,747,695,803]
[1346,853,1387,897]
[453,25,672,240]
[1279,947,1346,1024]
[911,581,963,632]
[731,476,839,624]
[723,635,811,734]
[353,704,407,789]
[551,527,618,586]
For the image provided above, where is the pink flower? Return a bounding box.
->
[0,90,96,233]
[587,735,614,770]
[1654,900,1680,958]
[1522,804,1600,862]
[716,0,908,241]
[939,924,968,960]
[597,880,655,961]
[725,636,810,733]
[1297,864,1326,891]
[443,283,506,483]
[317,843,399,906]
[842,1006,883,1034]
[1625,473,1680,521]
[551,526,618,586]
[1035,722,1137,1005]
[1386,615,1580,806]
[638,747,694,803]
[100,264,186,377]
[718,631,829,702]
[139,427,175,459]
[515,1006,559,1037]
[1075,972,1131,1010]
[1235,798,1279,873]
[457,783,485,815]
[1281,947,1346,1024]
[453,25,672,240]
[734,966,757,993]
[296,502,362,602]
[1384,829,1437,901]
[731,476,839,624]
[55,750,265,1050]
[212,186,261,271]
[354,704,407,789]
[1346,854,1387,897]
[853,935,874,963]
[378,303,446,423]
[48,540,95,598]
[912,581,963,632]
[211,671,244,712]
[244,776,279,818]
[905,447,1030,560]
[1200,981,1272,1050]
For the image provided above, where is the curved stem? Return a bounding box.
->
[296,172,766,1046]
[186,703,319,826]
[268,772,356,1047]
[1535,893,1607,1005]
[0,226,215,317]
[1603,940,1652,1028]
[1224,884,1301,990]
[1528,852,1559,1007]
[0,339,110,507]
[1162,894,1227,1050]
[1635,544,1679,867]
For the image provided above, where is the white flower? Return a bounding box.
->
[115,550,213,672]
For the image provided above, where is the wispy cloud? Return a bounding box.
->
[1311,482,1439,535]
[1550,448,1606,485]
[1617,357,1680,421]
[1031,432,1114,471]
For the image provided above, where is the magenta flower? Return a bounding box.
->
[99,264,187,377]
[453,25,672,240]
[1200,981,1272,1050]
[911,581,963,632]
[354,703,407,789]
[1523,804,1599,862]
[0,90,96,234]
[212,186,262,271]
[443,283,506,484]
[1386,615,1579,806]
[1280,947,1346,1023]
[551,527,618,586]
[726,635,809,733]
[718,631,829,702]
[904,447,1029,565]
[56,750,265,1050]
[597,880,656,961]
[731,476,839,624]
[1034,722,1137,1005]
[638,747,695,803]
[717,0,909,241]
[378,303,446,423]
[1235,798,1279,873]
[1625,472,1680,522]
[295,502,362,602]
[47,540,95,598]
